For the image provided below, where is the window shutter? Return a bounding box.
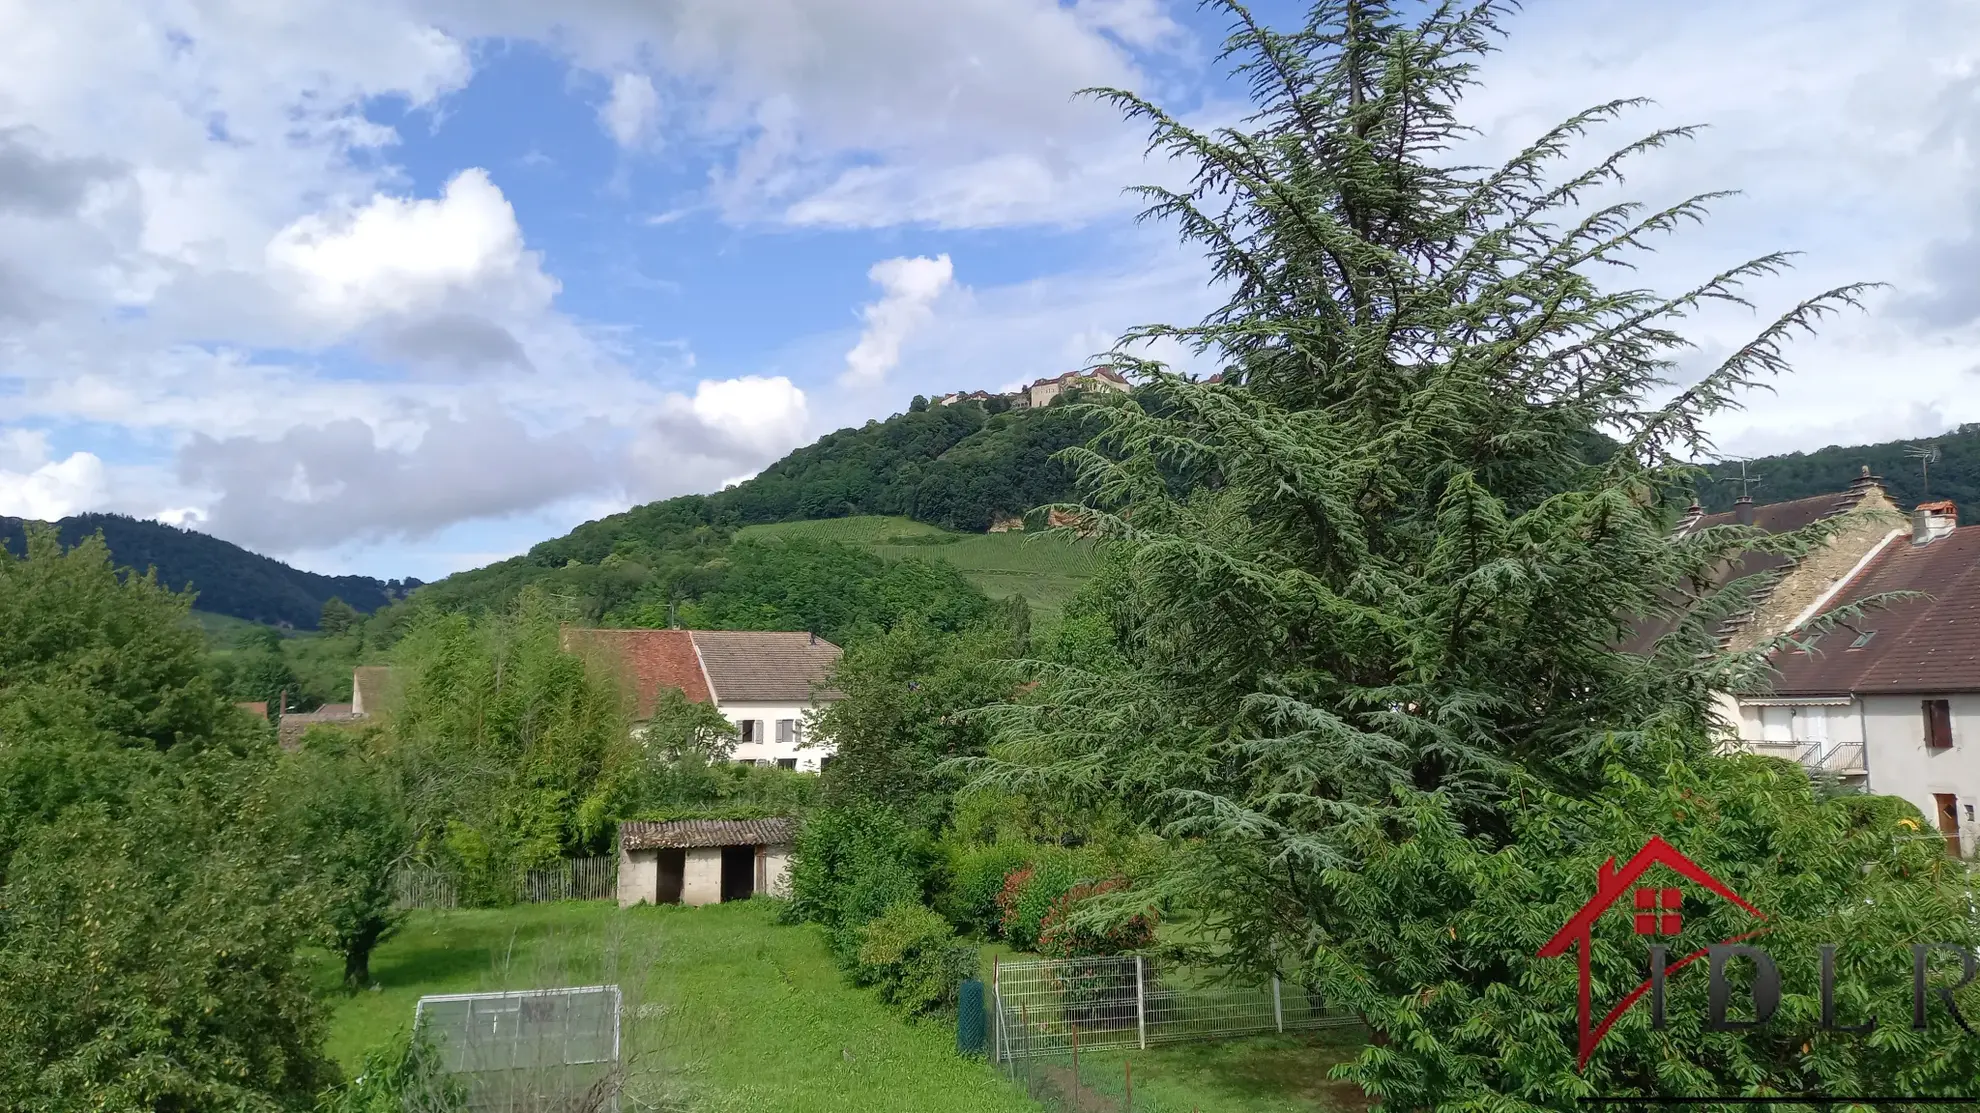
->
[1924,700,1954,750]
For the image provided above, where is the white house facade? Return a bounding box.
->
[562,626,843,770]
[1731,499,1980,856]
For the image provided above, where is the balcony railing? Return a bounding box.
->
[1728,738,1866,775]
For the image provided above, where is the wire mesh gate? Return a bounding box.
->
[990,955,1358,1063]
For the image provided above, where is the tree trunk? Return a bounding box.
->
[344,943,372,990]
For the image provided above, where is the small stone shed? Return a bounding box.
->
[616,818,799,908]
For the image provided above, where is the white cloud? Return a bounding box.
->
[266,169,555,332]
[679,374,810,456]
[841,254,954,386]
[600,72,662,149]
[0,446,108,521]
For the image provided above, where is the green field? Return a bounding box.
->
[324,901,1367,1113]
[325,900,1036,1113]
[740,516,1099,621]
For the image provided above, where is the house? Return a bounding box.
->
[561,628,844,769]
[275,665,398,749]
[1011,366,1130,410]
[1732,497,1980,855]
[615,817,798,907]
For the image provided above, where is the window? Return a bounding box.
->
[776,719,796,746]
[739,719,758,744]
[1848,629,1877,649]
[819,756,835,772]
[1923,699,1954,750]
[1759,706,1792,742]
[776,758,797,771]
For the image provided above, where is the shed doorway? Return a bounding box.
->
[656,849,686,905]
[720,845,756,902]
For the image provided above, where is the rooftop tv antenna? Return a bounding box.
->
[1717,458,1763,500]
[1905,443,1941,499]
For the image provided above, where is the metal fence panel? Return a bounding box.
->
[992,955,1357,1064]
[415,986,621,1111]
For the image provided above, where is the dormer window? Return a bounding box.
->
[1848,629,1876,649]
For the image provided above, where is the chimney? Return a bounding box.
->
[1676,499,1704,533]
[1912,500,1958,545]
[1733,495,1755,527]
[1846,465,1885,506]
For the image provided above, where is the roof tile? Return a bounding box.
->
[619,817,800,850]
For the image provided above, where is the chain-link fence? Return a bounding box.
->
[991,955,1357,1064]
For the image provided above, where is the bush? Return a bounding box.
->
[940,842,1034,936]
[785,805,933,963]
[1036,878,1157,958]
[854,902,979,1018]
[995,848,1086,951]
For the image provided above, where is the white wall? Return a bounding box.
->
[719,700,836,771]
[1859,694,1980,856]
[683,847,723,906]
[618,845,658,908]
[763,844,793,898]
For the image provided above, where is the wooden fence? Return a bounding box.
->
[391,856,617,910]
[393,864,459,911]
[521,856,617,903]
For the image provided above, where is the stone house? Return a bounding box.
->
[561,628,844,769]
[616,817,798,907]
[1012,366,1129,410]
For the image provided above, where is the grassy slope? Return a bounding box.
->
[740,516,1098,622]
[326,901,1366,1113]
[324,901,1035,1113]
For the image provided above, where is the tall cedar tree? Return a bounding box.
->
[975,1,1979,1104]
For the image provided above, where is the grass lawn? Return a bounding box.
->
[739,516,1098,621]
[1025,1031,1373,1113]
[323,899,1038,1113]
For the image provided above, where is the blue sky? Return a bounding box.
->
[1,0,1976,582]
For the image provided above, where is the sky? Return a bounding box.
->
[0,0,1976,582]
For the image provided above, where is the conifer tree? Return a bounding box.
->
[978,2,1979,1102]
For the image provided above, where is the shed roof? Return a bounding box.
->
[689,630,843,703]
[1767,524,1980,696]
[619,817,800,850]
[352,665,395,716]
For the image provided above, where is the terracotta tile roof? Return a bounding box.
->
[1623,487,1874,654]
[619,817,800,850]
[285,703,355,722]
[562,628,711,716]
[1768,524,1980,695]
[235,701,268,720]
[689,630,843,703]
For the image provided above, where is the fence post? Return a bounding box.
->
[1135,954,1147,1051]
[1272,974,1283,1034]
[990,955,1001,1066]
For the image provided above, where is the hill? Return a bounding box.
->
[739,516,1098,619]
[1697,422,1980,512]
[418,395,1104,621]
[0,512,418,629]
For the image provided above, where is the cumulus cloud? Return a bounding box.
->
[599,73,662,149]
[0,430,109,521]
[635,375,811,494]
[368,312,535,371]
[178,407,613,550]
[841,254,954,386]
[266,169,556,332]
[0,127,123,217]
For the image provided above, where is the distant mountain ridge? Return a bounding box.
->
[0,513,418,629]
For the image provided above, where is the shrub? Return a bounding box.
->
[854,902,979,1018]
[995,849,1085,951]
[785,805,932,963]
[1036,878,1157,958]
[941,842,1034,936]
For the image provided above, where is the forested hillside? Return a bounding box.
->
[0,512,417,628]
[419,394,1101,619]
[1697,422,1980,510]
